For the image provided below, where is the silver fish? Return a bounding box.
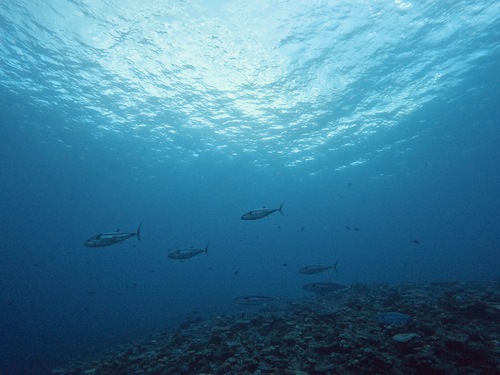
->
[240,202,284,220]
[234,295,279,305]
[84,223,141,247]
[168,244,209,260]
[299,260,339,275]
[303,282,349,294]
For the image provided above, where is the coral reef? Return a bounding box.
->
[57,280,500,374]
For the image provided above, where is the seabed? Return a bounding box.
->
[55,280,500,374]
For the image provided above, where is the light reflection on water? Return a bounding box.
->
[1,0,498,168]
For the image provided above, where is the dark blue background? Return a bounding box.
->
[1,2,499,373]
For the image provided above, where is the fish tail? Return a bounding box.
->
[205,243,209,254]
[333,259,339,271]
[278,201,285,216]
[136,222,142,242]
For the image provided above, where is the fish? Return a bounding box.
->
[299,260,339,275]
[240,202,284,220]
[233,295,279,305]
[374,312,411,325]
[303,282,349,294]
[168,244,209,260]
[84,223,141,247]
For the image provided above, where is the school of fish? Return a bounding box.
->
[83,201,348,302]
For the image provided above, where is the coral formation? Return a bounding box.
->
[57,280,500,374]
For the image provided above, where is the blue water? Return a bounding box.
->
[1,0,499,373]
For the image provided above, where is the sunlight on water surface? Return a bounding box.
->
[1,0,499,167]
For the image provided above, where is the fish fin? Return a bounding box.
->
[333,259,340,271]
[136,222,142,242]
[278,201,285,216]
